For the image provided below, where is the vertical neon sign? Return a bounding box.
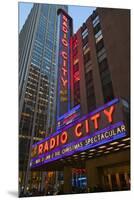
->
[57,9,73,118]
[70,34,80,107]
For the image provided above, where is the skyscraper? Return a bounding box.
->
[19,3,68,194]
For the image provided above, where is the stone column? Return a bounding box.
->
[86,160,99,191]
[63,166,72,194]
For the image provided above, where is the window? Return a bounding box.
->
[98,53,107,63]
[95,30,102,39]
[94,23,101,35]
[93,15,100,27]
[85,62,92,73]
[45,39,53,50]
[87,96,96,112]
[95,30,103,44]
[84,52,91,65]
[83,43,89,52]
[41,5,49,18]
[101,73,112,85]
[82,28,88,39]
[97,47,107,63]
[97,47,106,57]
[98,57,114,103]
[83,47,90,56]
[99,58,108,72]
[103,82,114,103]
[44,49,52,61]
[96,38,104,52]
[82,35,88,46]
[85,70,93,82]
[81,23,87,32]
[85,69,96,110]
[86,86,96,111]
[96,34,103,44]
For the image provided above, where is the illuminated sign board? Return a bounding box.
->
[57,104,80,130]
[30,99,127,168]
[57,9,72,117]
[70,34,80,106]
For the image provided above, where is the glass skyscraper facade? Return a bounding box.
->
[19,3,68,194]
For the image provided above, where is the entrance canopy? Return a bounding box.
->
[30,98,129,171]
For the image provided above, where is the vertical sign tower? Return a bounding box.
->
[57,9,73,118]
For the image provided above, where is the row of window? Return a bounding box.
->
[85,70,96,111]
[93,15,115,103]
[81,25,96,111]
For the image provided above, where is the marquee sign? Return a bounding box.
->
[57,9,72,118]
[30,98,127,168]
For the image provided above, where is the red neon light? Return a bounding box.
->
[61,131,68,144]
[61,77,68,87]
[33,101,119,157]
[59,13,69,104]
[103,105,115,123]
[61,67,67,76]
[56,134,60,147]
[61,51,67,60]
[50,137,56,150]
[38,144,43,155]
[74,71,80,82]
[63,59,67,67]
[91,113,100,130]
[70,36,74,99]
[62,26,68,33]
[75,123,82,137]
[63,15,67,22]
[62,38,68,47]
[63,33,67,39]
[85,119,89,133]
[44,142,49,153]
[62,20,68,28]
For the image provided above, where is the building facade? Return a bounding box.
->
[19,3,68,194]
[71,8,130,114]
[69,7,130,192]
[20,6,130,196]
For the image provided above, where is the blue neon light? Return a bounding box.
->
[31,121,124,162]
[31,130,126,169]
[78,177,87,181]
[57,104,80,121]
[68,19,71,112]
[56,15,62,121]
[31,120,126,167]
[56,12,72,119]
[32,98,119,148]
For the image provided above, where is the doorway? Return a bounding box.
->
[101,163,130,191]
[72,168,87,193]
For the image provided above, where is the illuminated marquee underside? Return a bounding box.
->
[30,99,127,168]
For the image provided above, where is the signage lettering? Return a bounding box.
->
[31,99,127,168]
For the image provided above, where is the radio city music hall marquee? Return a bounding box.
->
[57,9,72,117]
[30,98,127,169]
